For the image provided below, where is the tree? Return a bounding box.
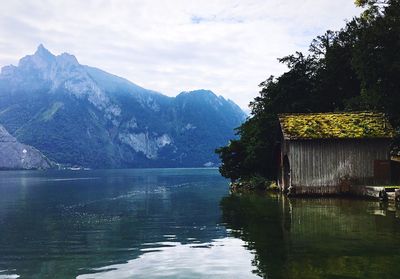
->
[216,0,400,181]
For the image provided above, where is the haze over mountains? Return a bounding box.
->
[0,45,246,169]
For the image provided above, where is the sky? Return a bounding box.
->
[0,0,363,110]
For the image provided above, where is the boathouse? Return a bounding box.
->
[277,112,395,195]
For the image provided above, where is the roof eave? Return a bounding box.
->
[283,136,394,141]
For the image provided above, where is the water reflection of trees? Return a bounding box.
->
[220,194,289,278]
[220,193,400,279]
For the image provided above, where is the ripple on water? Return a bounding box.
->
[77,237,259,279]
[0,270,20,279]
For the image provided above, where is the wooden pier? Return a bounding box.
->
[352,185,400,203]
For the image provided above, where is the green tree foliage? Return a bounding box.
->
[217,0,400,181]
[215,140,246,181]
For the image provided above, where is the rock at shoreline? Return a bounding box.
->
[0,124,54,170]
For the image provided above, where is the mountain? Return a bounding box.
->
[0,45,246,168]
[0,124,54,169]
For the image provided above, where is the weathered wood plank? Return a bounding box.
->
[285,139,391,193]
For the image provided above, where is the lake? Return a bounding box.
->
[0,169,399,279]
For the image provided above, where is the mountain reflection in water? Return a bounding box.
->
[0,169,257,279]
[1,169,400,279]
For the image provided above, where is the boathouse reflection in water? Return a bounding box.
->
[220,193,400,278]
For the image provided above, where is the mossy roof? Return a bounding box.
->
[279,112,396,140]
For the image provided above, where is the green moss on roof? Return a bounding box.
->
[279,112,395,140]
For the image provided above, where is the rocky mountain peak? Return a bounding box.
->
[0,46,246,168]
[57,52,79,66]
[34,44,54,59]
[18,44,55,71]
[15,45,80,75]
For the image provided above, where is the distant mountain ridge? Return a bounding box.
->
[0,45,246,168]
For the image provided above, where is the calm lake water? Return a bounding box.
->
[0,169,399,279]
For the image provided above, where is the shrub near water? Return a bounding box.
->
[230,175,277,193]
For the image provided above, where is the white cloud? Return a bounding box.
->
[0,0,362,109]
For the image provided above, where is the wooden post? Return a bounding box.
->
[364,186,387,201]
[395,189,400,203]
[379,189,388,201]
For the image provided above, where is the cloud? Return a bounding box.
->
[0,0,362,109]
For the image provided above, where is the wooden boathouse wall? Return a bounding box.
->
[392,160,400,184]
[283,139,392,194]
